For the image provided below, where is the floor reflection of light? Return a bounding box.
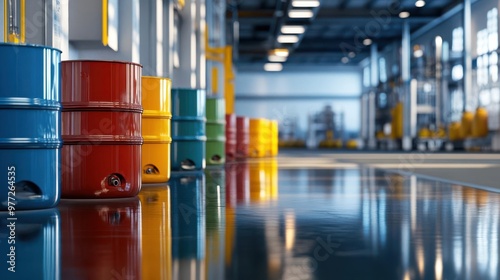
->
[435,246,443,280]
[489,202,499,279]
[416,241,425,277]
[410,176,417,232]
[453,237,463,274]
[285,210,296,252]
[378,191,387,247]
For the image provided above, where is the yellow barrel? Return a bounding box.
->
[418,127,431,138]
[270,120,279,157]
[460,111,474,139]
[249,118,271,158]
[472,107,489,138]
[139,186,172,280]
[391,102,403,139]
[448,122,462,141]
[142,76,172,183]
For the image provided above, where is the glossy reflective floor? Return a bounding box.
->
[2,151,500,280]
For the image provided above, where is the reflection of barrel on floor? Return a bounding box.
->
[142,77,172,183]
[0,208,60,279]
[205,167,226,279]
[169,171,206,279]
[0,43,61,210]
[249,159,278,203]
[60,198,141,279]
[171,89,207,171]
[61,60,143,198]
[138,185,172,280]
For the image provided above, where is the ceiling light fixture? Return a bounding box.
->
[277,35,299,44]
[288,9,314,18]
[281,25,306,34]
[270,48,289,57]
[341,57,349,64]
[399,11,410,18]
[264,63,283,72]
[415,0,426,8]
[291,0,320,8]
[268,55,287,62]
[363,38,372,46]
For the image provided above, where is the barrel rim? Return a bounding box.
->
[142,76,172,81]
[62,59,143,68]
[0,42,62,53]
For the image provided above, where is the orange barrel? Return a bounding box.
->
[270,120,279,157]
[0,43,61,210]
[249,118,271,158]
[206,97,226,165]
[460,111,474,138]
[61,60,143,198]
[0,208,59,279]
[171,89,206,171]
[225,114,237,161]
[236,116,250,158]
[472,107,488,138]
[138,185,172,280]
[142,76,172,183]
[60,198,141,279]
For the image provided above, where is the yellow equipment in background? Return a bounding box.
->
[249,118,271,158]
[391,102,403,139]
[460,111,474,139]
[4,0,25,43]
[472,107,488,138]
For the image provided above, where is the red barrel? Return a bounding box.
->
[236,116,249,158]
[225,114,237,161]
[61,60,143,198]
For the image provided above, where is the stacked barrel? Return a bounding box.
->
[171,89,207,171]
[0,43,62,210]
[141,77,172,183]
[61,61,143,198]
[206,97,226,165]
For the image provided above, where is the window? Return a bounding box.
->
[452,27,463,53]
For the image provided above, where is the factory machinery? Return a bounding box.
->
[361,3,500,152]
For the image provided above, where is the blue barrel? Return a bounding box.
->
[171,89,206,171]
[0,43,61,210]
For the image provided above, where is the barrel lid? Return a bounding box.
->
[0,98,61,109]
[62,59,143,68]
[0,42,62,53]
[142,76,172,81]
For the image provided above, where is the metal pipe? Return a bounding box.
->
[402,21,412,151]
[463,0,472,112]
[435,36,443,128]
[6,0,20,43]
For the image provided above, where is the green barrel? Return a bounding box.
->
[206,97,226,165]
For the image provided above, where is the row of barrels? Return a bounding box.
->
[0,43,278,210]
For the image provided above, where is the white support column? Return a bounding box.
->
[0,1,4,41]
[22,0,69,58]
[402,21,413,151]
[173,0,206,89]
[463,0,472,112]
[70,0,140,64]
[196,0,206,90]
[163,0,175,78]
[173,0,197,88]
[139,0,164,76]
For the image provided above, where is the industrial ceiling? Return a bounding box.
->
[232,0,463,68]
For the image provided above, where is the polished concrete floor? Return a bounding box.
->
[2,151,500,280]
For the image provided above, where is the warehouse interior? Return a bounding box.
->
[1,0,500,279]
